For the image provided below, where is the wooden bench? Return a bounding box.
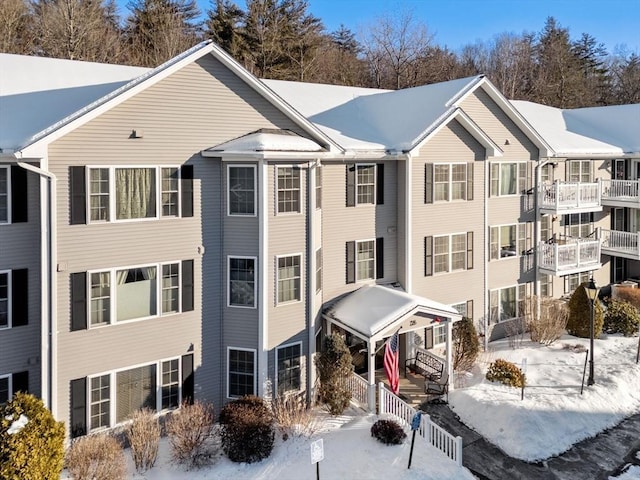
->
[404,350,444,380]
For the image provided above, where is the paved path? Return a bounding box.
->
[419,402,640,480]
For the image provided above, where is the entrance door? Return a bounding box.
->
[613,257,625,284]
[613,159,626,180]
[611,208,624,231]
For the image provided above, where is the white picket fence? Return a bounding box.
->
[378,382,463,467]
[347,372,371,409]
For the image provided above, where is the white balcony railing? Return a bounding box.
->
[600,228,640,259]
[538,238,601,275]
[538,181,602,214]
[601,179,640,206]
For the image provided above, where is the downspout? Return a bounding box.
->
[17,161,56,412]
[534,158,551,321]
[258,159,268,397]
[307,159,318,404]
[483,159,489,351]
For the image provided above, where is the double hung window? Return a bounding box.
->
[0,167,8,223]
[277,167,300,213]
[489,285,527,322]
[433,234,467,273]
[490,162,528,196]
[228,348,256,398]
[228,165,255,215]
[434,164,468,201]
[277,255,301,304]
[489,223,532,260]
[276,343,302,395]
[228,257,256,308]
[567,160,592,182]
[346,163,384,206]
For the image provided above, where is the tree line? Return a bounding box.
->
[1,0,638,107]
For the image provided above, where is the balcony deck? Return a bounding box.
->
[538,238,601,276]
[601,179,640,208]
[538,181,602,214]
[600,228,640,260]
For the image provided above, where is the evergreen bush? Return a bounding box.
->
[65,434,126,480]
[370,419,407,445]
[604,298,640,336]
[567,283,604,338]
[0,392,65,480]
[219,396,275,463]
[452,316,480,371]
[486,359,526,388]
[315,333,353,415]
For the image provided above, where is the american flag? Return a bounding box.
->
[384,332,400,395]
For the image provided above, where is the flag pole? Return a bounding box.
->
[373,326,403,356]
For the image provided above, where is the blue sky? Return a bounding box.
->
[116,0,640,54]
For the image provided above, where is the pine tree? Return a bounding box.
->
[315,333,353,415]
[205,0,246,60]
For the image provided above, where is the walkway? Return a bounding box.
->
[420,402,640,480]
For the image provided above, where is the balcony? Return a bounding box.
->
[600,228,640,260]
[538,238,601,276]
[601,179,640,207]
[538,181,602,215]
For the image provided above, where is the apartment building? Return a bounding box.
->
[1,41,638,437]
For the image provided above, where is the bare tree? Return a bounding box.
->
[0,0,33,54]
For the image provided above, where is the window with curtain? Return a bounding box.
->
[277,343,301,394]
[0,167,8,223]
[489,285,527,322]
[115,168,156,220]
[228,166,255,215]
[228,349,255,397]
[90,374,110,430]
[277,255,301,303]
[490,162,527,196]
[490,225,517,259]
[229,257,255,307]
[116,364,156,423]
[116,266,157,321]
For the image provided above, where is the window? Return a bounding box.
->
[346,238,384,283]
[346,163,383,206]
[490,162,528,196]
[228,257,255,307]
[357,240,375,281]
[540,163,554,183]
[433,234,467,274]
[433,324,447,345]
[277,255,301,304]
[89,168,109,221]
[0,167,8,223]
[0,375,9,406]
[90,375,110,430]
[567,160,592,182]
[0,272,7,328]
[0,269,27,329]
[228,165,255,215]
[0,166,27,224]
[277,343,302,395]
[489,224,519,260]
[315,248,322,293]
[116,168,156,219]
[315,167,322,209]
[451,299,473,321]
[161,168,180,216]
[434,164,467,201]
[540,274,552,297]
[357,165,375,204]
[277,167,300,213]
[565,213,593,239]
[90,272,110,326]
[541,215,553,243]
[564,271,592,294]
[228,348,255,398]
[161,359,179,410]
[116,266,157,321]
[116,365,157,423]
[489,285,527,322]
[162,263,180,314]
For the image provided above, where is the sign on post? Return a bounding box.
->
[408,411,422,469]
[311,438,324,480]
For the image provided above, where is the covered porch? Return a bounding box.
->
[323,285,462,411]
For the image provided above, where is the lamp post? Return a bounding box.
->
[585,278,600,386]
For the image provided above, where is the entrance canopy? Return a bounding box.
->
[324,285,462,344]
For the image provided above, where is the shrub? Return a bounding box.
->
[65,434,126,480]
[126,408,160,473]
[604,298,640,336]
[614,286,640,310]
[166,401,216,469]
[567,283,604,338]
[453,316,480,371]
[0,392,65,480]
[370,419,407,445]
[525,296,569,345]
[486,359,526,388]
[272,392,316,440]
[219,396,275,463]
[315,333,353,415]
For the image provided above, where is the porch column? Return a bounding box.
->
[367,338,376,412]
[446,319,453,390]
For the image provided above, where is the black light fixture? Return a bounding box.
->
[585,278,600,386]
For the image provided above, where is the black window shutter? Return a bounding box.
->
[70,166,86,225]
[376,164,384,205]
[426,328,434,349]
[467,163,474,201]
[182,354,194,405]
[11,269,28,327]
[425,164,433,204]
[466,232,474,270]
[10,166,27,223]
[181,165,194,218]
[466,300,474,320]
[376,237,384,279]
[346,241,355,284]
[346,164,356,207]
[70,272,87,331]
[12,371,28,394]
[70,378,87,438]
[424,236,433,276]
[182,260,194,312]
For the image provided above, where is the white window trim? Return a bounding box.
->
[227,347,257,399]
[87,260,183,328]
[567,159,593,183]
[490,161,527,197]
[433,163,467,202]
[433,323,447,346]
[0,166,10,225]
[490,284,525,323]
[86,165,182,224]
[275,341,303,396]
[0,270,11,329]
[490,223,520,261]
[276,165,301,215]
[355,238,376,282]
[276,253,303,305]
[355,163,376,206]
[86,356,182,433]
[227,255,257,309]
[315,247,322,294]
[432,232,467,274]
[227,164,257,217]
[0,373,12,404]
[315,166,322,210]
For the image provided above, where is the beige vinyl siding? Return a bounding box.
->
[396,160,407,287]
[0,170,42,396]
[411,121,485,307]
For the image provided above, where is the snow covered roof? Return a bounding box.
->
[0,53,149,152]
[263,76,484,152]
[203,128,325,154]
[511,100,640,157]
[326,284,459,340]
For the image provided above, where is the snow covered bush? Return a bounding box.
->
[219,395,275,463]
[0,392,65,480]
[166,400,216,469]
[370,419,407,445]
[604,298,640,336]
[126,408,160,473]
[315,333,353,415]
[65,434,126,480]
[452,316,480,371]
[567,283,604,338]
[486,359,526,388]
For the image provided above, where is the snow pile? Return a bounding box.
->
[6,414,29,435]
